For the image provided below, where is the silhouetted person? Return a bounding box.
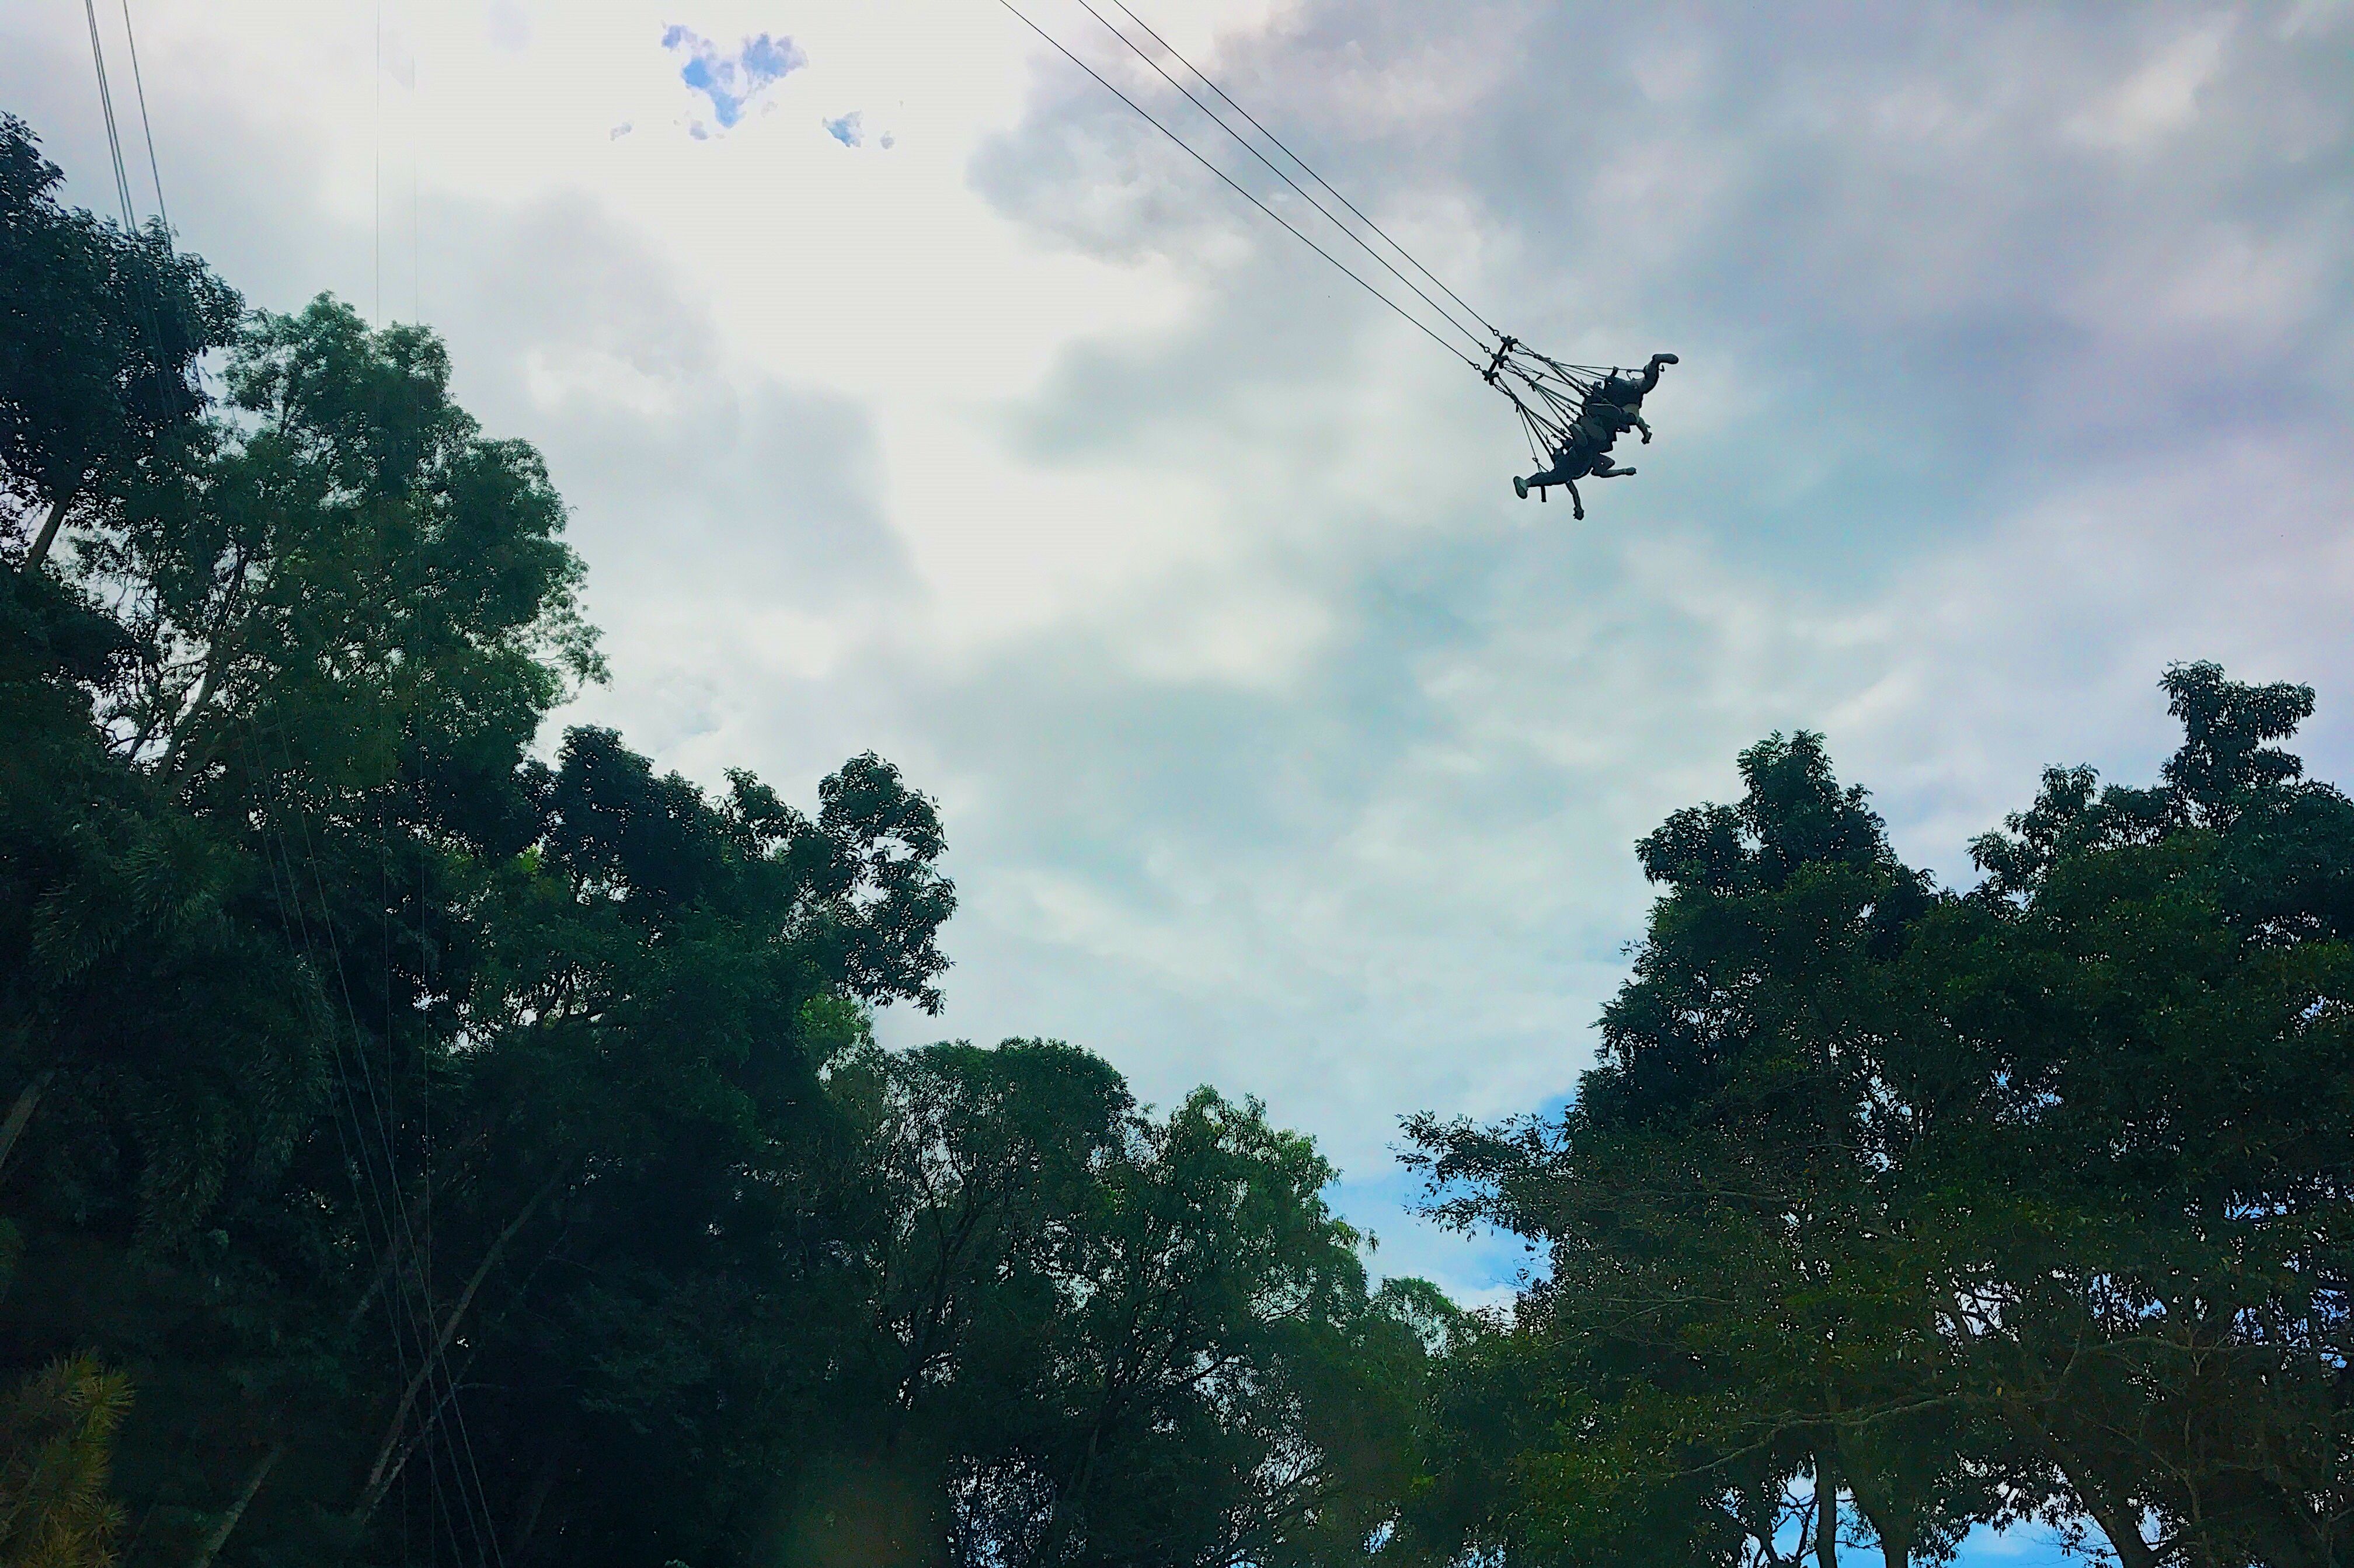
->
[1512,353,1676,516]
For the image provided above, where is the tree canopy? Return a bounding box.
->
[11,103,2354,1568]
[1405,663,2354,1568]
[0,113,1438,1568]
[1,113,240,572]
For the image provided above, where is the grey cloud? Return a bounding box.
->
[12,0,2353,1311]
[3,14,910,771]
[922,0,2354,1204]
[980,2,2352,570]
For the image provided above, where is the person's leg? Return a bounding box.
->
[1520,455,1573,496]
[1592,462,1636,478]
[1566,478,1585,519]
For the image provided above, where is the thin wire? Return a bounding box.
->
[117,0,169,236]
[273,761,504,1567]
[374,0,383,323]
[257,722,502,1565]
[1104,0,1502,341]
[995,0,1480,373]
[85,0,177,439]
[266,769,444,1500]
[243,745,461,1556]
[1068,0,1492,360]
[81,0,138,231]
[411,24,421,323]
[405,8,437,1552]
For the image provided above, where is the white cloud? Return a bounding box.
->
[6,0,2351,1313]
[2067,16,2235,151]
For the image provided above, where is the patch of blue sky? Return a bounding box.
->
[661,24,806,131]
[824,111,863,148]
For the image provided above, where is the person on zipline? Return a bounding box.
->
[1512,353,1677,513]
[1514,413,1634,513]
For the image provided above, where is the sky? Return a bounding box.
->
[6,8,2353,1549]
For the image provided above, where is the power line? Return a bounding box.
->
[374,0,383,323]
[259,743,509,1566]
[84,0,177,434]
[1106,0,1500,342]
[994,0,1481,373]
[116,0,169,237]
[1067,0,1493,359]
[80,0,138,231]
[412,16,422,324]
[243,712,506,1565]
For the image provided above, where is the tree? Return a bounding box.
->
[1409,665,2354,1568]
[0,111,1436,1568]
[0,1356,132,1568]
[1943,664,2354,1568]
[1,114,240,572]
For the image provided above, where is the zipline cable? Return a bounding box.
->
[1102,0,1502,342]
[1067,0,1492,360]
[994,0,1482,373]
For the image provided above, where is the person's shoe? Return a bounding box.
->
[1513,476,1529,499]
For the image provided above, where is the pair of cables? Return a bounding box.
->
[79,0,168,239]
[994,0,1503,375]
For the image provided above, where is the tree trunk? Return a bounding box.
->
[1815,1458,1840,1568]
[2080,1483,2163,1568]
[21,492,72,572]
[343,1225,413,1332]
[188,1443,285,1568]
[510,1433,572,1560]
[1841,1465,1910,1568]
[351,1174,560,1522]
[159,547,253,781]
[0,1068,58,1176]
[2000,1401,2160,1568]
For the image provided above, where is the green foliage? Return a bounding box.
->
[1,110,1429,1568]
[1,114,240,552]
[20,99,2354,1568]
[1409,663,2354,1568]
[0,1356,132,1568]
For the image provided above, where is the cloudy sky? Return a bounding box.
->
[9,0,2353,1352]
